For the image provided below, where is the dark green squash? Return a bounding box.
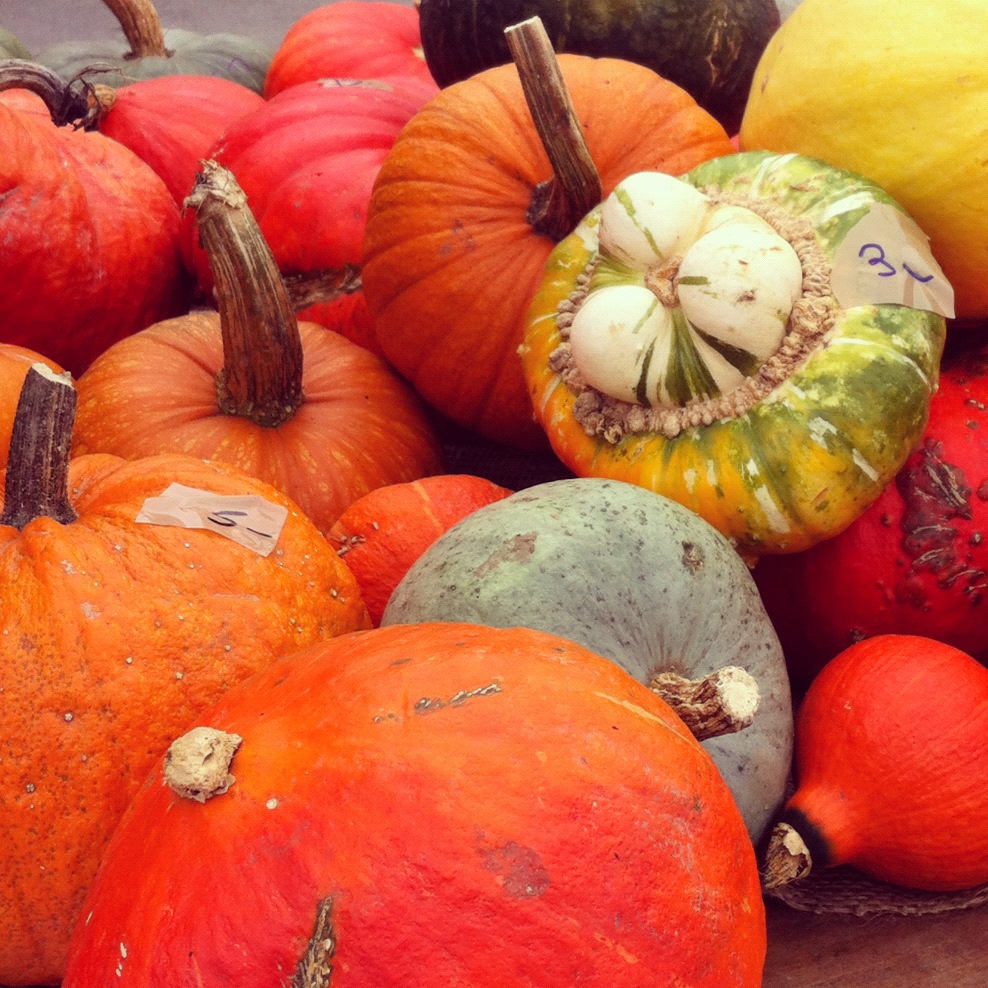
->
[418,0,780,132]
[0,28,30,61]
[35,0,272,94]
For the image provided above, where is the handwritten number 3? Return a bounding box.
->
[858,244,935,283]
[858,243,897,277]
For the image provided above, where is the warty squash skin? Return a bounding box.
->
[521,152,947,556]
[383,477,793,844]
[0,451,370,986]
[62,623,766,988]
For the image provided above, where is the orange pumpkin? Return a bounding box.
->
[361,48,734,448]
[329,474,512,624]
[0,365,369,986]
[74,162,443,534]
[63,623,766,987]
[764,634,988,893]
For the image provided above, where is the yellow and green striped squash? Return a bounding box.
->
[520,151,947,556]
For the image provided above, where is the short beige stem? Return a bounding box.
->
[762,821,814,890]
[104,0,170,58]
[1,364,78,530]
[164,726,243,803]
[0,59,92,126]
[504,17,601,241]
[185,161,305,428]
[650,666,760,741]
[284,265,363,314]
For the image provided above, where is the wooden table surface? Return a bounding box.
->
[764,900,988,987]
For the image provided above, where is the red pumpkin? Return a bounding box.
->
[764,635,988,893]
[329,474,512,624]
[181,73,437,352]
[265,0,435,97]
[0,64,188,375]
[0,364,369,986]
[361,48,734,447]
[75,162,443,534]
[93,75,265,206]
[754,341,988,694]
[63,623,766,987]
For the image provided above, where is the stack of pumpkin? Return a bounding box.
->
[1,0,987,985]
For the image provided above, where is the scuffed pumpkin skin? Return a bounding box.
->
[0,453,369,987]
[63,624,765,988]
[383,478,792,843]
[521,152,946,555]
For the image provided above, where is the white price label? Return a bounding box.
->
[136,483,288,557]
[831,203,955,318]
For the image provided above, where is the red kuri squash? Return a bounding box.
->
[264,1,434,97]
[63,623,766,987]
[764,634,988,893]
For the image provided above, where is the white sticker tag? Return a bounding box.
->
[831,203,955,318]
[136,483,288,557]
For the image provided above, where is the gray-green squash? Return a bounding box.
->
[0,28,31,61]
[35,0,272,94]
[383,477,793,844]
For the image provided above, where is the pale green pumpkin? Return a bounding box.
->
[0,28,31,61]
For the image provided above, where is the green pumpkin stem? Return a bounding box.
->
[103,0,170,58]
[1,364,79,529]
[504,17,602,241]
[0,60,95,127]
[185,161,305,428]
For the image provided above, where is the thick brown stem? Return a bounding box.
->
[164,727,243,802]
[650,666,760,742]
[1,364,78,529]
[185,161,305,428]
[0,59,94,127]
[504,17,601,241]
[103,0,170,58]
[762,821,814,890]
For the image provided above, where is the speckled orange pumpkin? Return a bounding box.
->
[0,367,369,986]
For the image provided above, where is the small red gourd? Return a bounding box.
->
[75,162,443,534]
[92,75,265,207]
[0,63,187,375]
[62,623,766,987]
[764,634,988,893]
[329,474,512,624]
[264,1,434,97]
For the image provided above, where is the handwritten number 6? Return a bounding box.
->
[858,243,897,277]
